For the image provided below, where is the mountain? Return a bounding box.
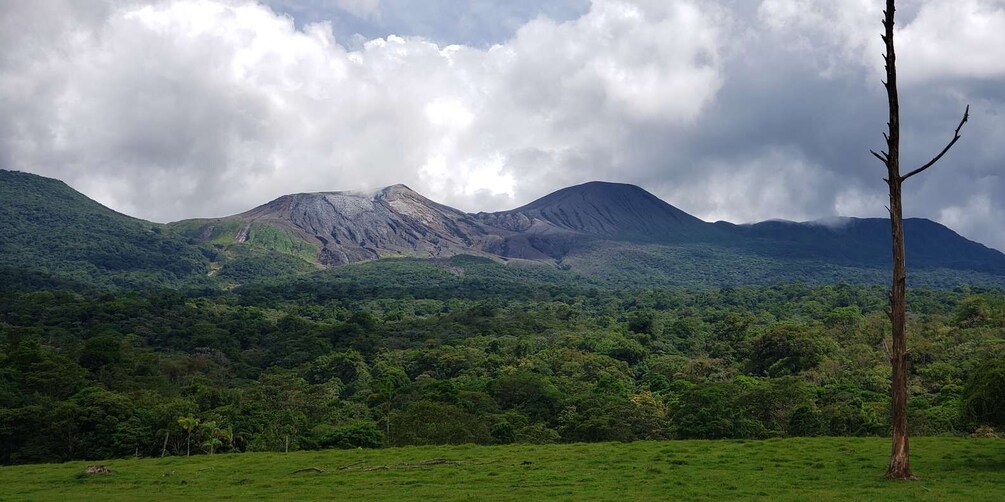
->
[478,181,715,242]
[2,170,1003,289]
[172,185,506,266]
[174,181,726,263]
[0,170,211,289]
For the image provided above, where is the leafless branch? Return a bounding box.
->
[900,105,970,182]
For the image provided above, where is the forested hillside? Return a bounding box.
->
[0,171,212,289]
[2,277,1002,464]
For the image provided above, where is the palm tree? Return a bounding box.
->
[198,421,233,455]
[177,415,200,457]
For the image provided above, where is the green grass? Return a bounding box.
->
[244,224,318,262]
[1,438,1002,501]
[169,219,246,246]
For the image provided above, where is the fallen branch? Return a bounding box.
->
[290,467,326,474]
[343,458,463,472]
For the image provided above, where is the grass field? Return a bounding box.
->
[1,437,1003,501]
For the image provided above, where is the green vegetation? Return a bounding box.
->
[3,274,1004,464]
[168,219,247,247]
[0,170,212,290]
[564,241,1005,289]
[3,169,1005,494]
[244,224,318,262]
[212,246,319,284]
[170,219,321,274]
[0,438,1002,500]
[0,170,328,290]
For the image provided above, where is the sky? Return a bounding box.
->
[1,0,1004,250]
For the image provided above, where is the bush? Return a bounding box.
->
[962,358,1005,429]
[310,421,384,449]
[389,401,491,446]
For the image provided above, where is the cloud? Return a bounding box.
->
[0,0,725,218]
[0,0,1004,251]
[662,147,842,224]
[899,0,1005,82]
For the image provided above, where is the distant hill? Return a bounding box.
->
[728,217,1005,274]
[2,170,1003,289]
[0,170,211,289]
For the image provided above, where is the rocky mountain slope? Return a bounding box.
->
[177,185,507,266]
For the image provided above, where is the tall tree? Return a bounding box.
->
[872,0,969,480]
[177,415,199,457]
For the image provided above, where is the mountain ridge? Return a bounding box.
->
[3,169,1003,289]
[174,178,1003,271]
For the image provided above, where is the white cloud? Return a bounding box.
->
[757,0,1005,83]
[0,0,725,221]
[899,0,1005,82]
[1,0,1004,250]
[938,189,1005,250]
[757,0,880,77]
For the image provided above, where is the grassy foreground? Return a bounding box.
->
[1,437,1002,501]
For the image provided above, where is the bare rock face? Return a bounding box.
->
[235,185,502,266]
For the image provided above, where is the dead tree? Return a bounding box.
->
[872,0,969,480]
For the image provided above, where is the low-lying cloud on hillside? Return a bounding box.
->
[1,0,1003,250]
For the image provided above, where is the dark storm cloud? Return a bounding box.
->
[0,0,1003,250]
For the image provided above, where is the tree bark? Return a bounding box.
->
[881,0,914,481]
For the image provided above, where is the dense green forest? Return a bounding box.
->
[2,263,1003,464]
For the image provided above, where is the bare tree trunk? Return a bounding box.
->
[876,0,968,480]
[162,432,170,458]
[880,1,913,480]
[887,182,912,480]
